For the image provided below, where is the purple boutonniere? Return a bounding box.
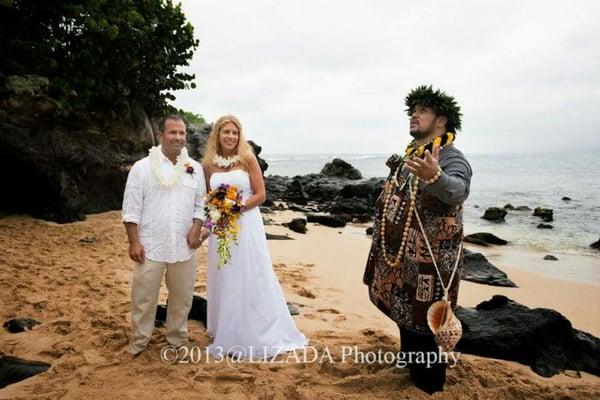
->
[184,162,195,175]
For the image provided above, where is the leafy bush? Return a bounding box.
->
[0,0,199,116]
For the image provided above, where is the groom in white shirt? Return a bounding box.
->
[120,115,208,360]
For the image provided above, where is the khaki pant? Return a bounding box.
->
[127,255,197,355]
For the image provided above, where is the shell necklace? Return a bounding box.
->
[149,145,189,187]
[379,169,419,268]
[379,137,452,268]
[213,154,240,169]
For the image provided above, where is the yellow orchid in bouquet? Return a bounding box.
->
[203,183,245,268]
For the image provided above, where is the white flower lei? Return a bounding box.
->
[149,145,189,187]
[213,154,240,168]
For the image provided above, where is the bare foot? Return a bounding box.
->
[118,350,138,362]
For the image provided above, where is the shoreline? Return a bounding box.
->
[264,210,600,337]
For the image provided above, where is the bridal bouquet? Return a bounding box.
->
[203,184,245,268]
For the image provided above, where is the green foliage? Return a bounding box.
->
[0,0,199,116]
[182,111,205,125]
[405,85,462,133]
[5,74,49,95]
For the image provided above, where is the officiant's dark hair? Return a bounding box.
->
[158,114,186,133]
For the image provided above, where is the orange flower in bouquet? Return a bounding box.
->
[203,184,245,268]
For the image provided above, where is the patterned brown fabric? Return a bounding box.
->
[363,152,465,333]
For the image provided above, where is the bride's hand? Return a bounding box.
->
[199,227,210,244]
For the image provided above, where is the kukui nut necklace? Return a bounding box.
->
[378,133,455,268]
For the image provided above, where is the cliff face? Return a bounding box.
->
[0,75,153,223]
[0,75,269,223]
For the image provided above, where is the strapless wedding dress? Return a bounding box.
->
[206,169,307,359]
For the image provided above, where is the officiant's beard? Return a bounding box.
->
[409,123,435,140]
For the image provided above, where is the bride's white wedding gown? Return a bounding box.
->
[206,169,307,359]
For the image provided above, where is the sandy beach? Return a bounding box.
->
[1,210,599,399]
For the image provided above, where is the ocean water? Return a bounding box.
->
[263,152,600,258]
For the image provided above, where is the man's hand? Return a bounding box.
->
[405,144,440,181]
[187,225,210,249]
[129,241,146,263]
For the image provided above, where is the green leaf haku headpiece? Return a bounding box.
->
[404,85,462,133]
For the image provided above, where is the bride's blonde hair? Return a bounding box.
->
[202,115,255,171]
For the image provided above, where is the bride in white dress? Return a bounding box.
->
[201,115,307,359]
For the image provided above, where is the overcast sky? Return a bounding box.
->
[173,1,600,155]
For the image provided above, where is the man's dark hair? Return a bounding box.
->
[405,85,462,133]
[158,114,186,133]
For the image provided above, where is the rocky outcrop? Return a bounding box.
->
[462,250,516,287]
[3,318,40,333]
[306,213,346,228]
[0,355,51,389]
[320,158,362,179]
[155,295,207,327]
[283,218,308,234]
[0,76,153,223]
[481,207,507,222]
[285,178,309,205]
[464,232,508,246]
[0,78,270,223]
[263,172,384,221]
[456,295,600,377]
[247,140,269,174]
[186,122,212,160]
[533,207,554,222]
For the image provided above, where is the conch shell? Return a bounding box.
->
[427,299,462,353]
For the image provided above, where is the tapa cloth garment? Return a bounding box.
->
[363,145,472,333]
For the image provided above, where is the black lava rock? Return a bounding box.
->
[247,140,269,174]
[155,295,207,327]
[320,158,362,180]
[284,218,308,234]
[456,295,600,377]
[464,232,508,246]
[462,251,516,287]
[285,178,309,206]
[481,207,507,222]
[306,213,346,228]
[537,223,553,229]
[533,207,554,222]
[0,355,51,388]
[3,318,40,333]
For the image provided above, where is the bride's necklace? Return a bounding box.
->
[149,145,189,187]
[213,154,240,168]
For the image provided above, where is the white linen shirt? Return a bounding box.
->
[121,151,206,263]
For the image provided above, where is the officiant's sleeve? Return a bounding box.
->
[122,162,144,224]
[425,147,472,206]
